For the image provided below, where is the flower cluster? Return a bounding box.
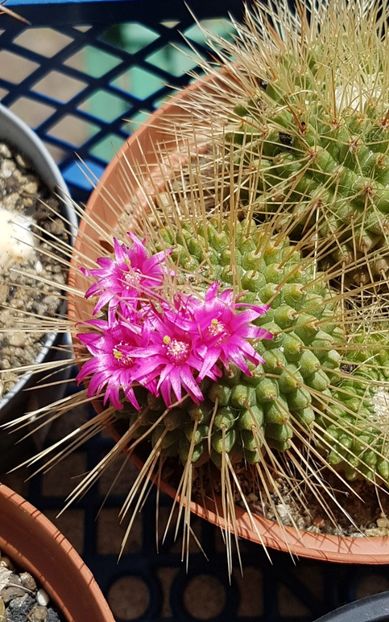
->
[77,234,272,409]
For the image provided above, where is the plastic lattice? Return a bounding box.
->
[1,0,243,200]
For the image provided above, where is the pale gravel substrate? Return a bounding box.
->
[0,142,68,400]
[0,551,62,621]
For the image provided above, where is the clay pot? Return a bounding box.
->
[68,80,389,564]
[0,484,114,622]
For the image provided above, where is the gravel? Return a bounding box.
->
[0,141,68,400]
[0,552,63,621]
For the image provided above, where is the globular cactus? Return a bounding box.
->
[128,217,344,467]
[112,209,389,509]
[323,378,389,484]
[180,0,389,285]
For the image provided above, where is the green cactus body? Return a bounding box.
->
[322,379,389,484]
[206,3,389,286]
[320,334,389,484]
[129,218,344,467]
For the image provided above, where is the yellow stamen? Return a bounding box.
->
[113,347,123,360]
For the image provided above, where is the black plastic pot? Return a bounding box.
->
[315,592,389,622]
[0,103,77,469]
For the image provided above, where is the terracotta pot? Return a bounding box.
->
[0,483,114,622]
[68,79,389,565]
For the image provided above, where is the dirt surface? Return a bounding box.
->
[0,141,68,400]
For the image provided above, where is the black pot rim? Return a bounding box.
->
[315,591,389,622]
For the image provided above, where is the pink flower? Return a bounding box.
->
[188,283,272,379]
[83,234,169,319]
[77,248,273,411]
[76,320,145,410]
[130,314,220,406]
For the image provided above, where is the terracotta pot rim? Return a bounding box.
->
[69,76,389,565]
[126,444,389,565]
[0,483,114,622]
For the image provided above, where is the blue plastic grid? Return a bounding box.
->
[2,0,244,200]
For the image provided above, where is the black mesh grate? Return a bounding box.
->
[1,0,243,201]
[4,381,389,622]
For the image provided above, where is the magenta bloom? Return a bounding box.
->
[76,320,145,410]
[189,283,272,379]
[77,230,273,412]
[83,233,169,318]
[130,315,220,406]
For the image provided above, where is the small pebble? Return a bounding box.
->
[29,604,48,621]
[1,574,25,603]
[15,154,30,169]
[19,572,36,592]
[1,159,15,178]
[8,332,26,348]
[0,567,12,592]
[8,594,35,622]
[23,181,39,195]
[36,588,50,607]
[0,144,12,159]
[377,516,389,529]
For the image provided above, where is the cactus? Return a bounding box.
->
[320,329,389,483]
[179,0,389,284]
[133,217,343,467]
[323,378,389,483]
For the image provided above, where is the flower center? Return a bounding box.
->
[112,342,133,366]
[123,267,141,286]
[163,335,190,363]
[208,318,226,337]
[207,318,230,345]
